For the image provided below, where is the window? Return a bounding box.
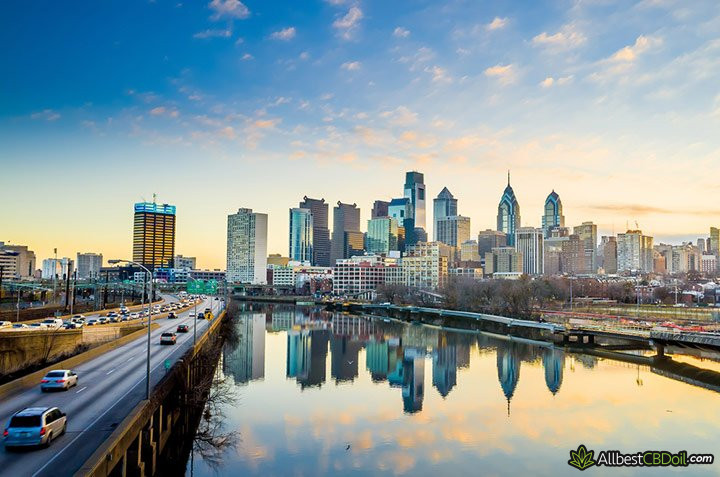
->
[10,415,41,427]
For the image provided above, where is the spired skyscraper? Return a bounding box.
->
[497,172,521,246]
[132,201,176,271]
[541,190,565,238]
[404,171,426,246]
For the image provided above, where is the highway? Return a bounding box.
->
[0,295,224,477]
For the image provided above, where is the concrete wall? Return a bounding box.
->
[0,329,83,377]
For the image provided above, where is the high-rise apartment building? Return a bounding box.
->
[617,230,653,273]
[436,215,471,248]
[433,187,457,241]
[541,191,565,238]
[227,208,268,284]
[401,242,451,289]
[460,240,481,262]
[289,208,313,264]
[497,172,521,246]
[573,221,597,274]
[710,227,719,254]
[299,197,330,266]
[600,236,617,274]
[484,247,523,277]
[371,200,390,219]
[697,238,706,254]
[76,252,103,279]
[515,227,544,275]
[331,202,361,264]
[404,171,426,245]
[478,230,507,257]
[560,235,584,274]
[132,202,176,270]
[366,217,399,255]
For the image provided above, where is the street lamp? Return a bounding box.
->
[109,259,153,400]
[188,273,198,347]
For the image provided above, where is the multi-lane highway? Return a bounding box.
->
[0,295,223,477]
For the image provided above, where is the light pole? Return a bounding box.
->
[109,259,153,400]
[188,273,198,347]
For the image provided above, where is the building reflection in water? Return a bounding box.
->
[230,305,572,414]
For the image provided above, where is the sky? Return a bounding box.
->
[1,0,719,270]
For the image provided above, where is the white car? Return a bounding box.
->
[40,370,78,392]
[188,312,196,318]
[0,321,11,329]
[40,318,64,329]
[129,313,140,319]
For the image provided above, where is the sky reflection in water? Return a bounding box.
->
[188,303,720,476]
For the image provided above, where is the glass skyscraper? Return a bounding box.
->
[496,173,521,246]
[404,171,426,245]
[541,190,564,238]
[433,187,457,241]
[132,202,176,270]
[289,208,313,263]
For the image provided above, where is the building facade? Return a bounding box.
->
[436,215,471,248]
[289,208,314,264]
[299,197,331,267]
[401,242,451,289]
[433,187,457,241]
[573,221,597,274]
[174,255,197,270]
[460,240,481,262]
[484,247,523,277]
[330,202,361,264]
[76,252,103,279]
[541,190,565,238]
[132,202,176,270]
[497,173,521,246]
[371,200,390,219]
[366,217,399,255]
[515,227,544,275]
[617,230,654,274]
[404,171,427,245]
[478,229,507,257]
[227,208,268,284]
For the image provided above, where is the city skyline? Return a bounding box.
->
[2,1,720,268]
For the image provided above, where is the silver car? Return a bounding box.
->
[3,407,67,449]
[40,370,78,392]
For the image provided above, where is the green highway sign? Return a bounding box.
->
[186,279,217,294]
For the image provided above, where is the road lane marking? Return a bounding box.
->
[75,386,87,394]
[106,369,115,375]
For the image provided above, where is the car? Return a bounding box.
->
[197,313,205,320]
[204,308,211,314]
[214,297,219,301]
[3,407,67,449]
[11,323,29,329]
[167,312,177,319]
[41,318,64,329]
[98,317,109,324]
[129,313,140,320]
[40,370,78,392]
[28,323,46,330]
[0,321,12,329]
[160,332,177,345]
[176,324,189,333]
[86,319,98,326]
[108,316,120,323]
[71,314,85,320]
[188,312,196,318]
[106,312,118,318]
[62,322,76,330]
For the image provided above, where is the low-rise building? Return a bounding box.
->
[401,242,451,289]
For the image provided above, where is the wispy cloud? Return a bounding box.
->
[484,64,516,84]
[424,65,452,84]
[341,61,361,71]
[393,27,410,38]
[610,35,663,62]
[193,28,231,39]
[540,75,574,88]
[241,53,253,60]
[333,6,363,40]
[583,204,720,217]
[532,24,586,50]
[270,27,296,40]
[486,17,508,31]
[149,106,179,118]
[30,109,60,121]
[208,0,249,20]
[380,106,418,126]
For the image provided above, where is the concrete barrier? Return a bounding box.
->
[0,324,159,401]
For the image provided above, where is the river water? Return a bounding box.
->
[185,303,720,476]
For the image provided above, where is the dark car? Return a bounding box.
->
[197,313,205,320]
[167,312,177,319]
[176,324,189,333]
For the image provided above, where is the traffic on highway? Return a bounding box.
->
[0,294,224,477]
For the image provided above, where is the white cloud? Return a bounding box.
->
[393,27,410,38]
[270,27,296,40]
[610,35,663,62]
[532,24,586,50]
[208,0,249,20]
[540,75,574,88]
[486,17,508,31]
[149,106,179,118]
[341,61,361,71]
[299,51,310,60]
[424,65,453,84]
[193,29,231,39]
[30,109,60,121]
[484,64,516,84]
[241,53,253,60]
[380,106,418,126]
[333,6,363,40]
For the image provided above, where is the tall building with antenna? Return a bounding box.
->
[132,198,176,270]
[497,172,521,246]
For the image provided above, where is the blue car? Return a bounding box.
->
[3,407,67,449]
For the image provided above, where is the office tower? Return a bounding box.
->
[331,202,361,263]
[697,238,706,253]
[227,208,268,284]
[433,187,457,241]
[367,217,399,254]
[600,236,617,274]
[460,240,481,262]
[617,230,653,273]
[173,255,196,270]
[299,197,330,266]
[76,252,103,279]
[484,247,523,276]
[543,234,567,275]
[436,215,471,248]
[289,208,313,263]
[541,191,565,238]
[497,172,521,246]
[0,243,36,278]
[343,231,365,259]
[560,235,584,274]
[573,221,598,274]
[478,229,507,257]
[710,227,719,254]
[515,227,544,275]
[404,171,426,245]
[132,202,176,270]
[371,200,390,219]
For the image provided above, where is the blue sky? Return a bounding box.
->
[1,0,719,268]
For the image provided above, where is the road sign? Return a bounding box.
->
[205,280,218,294]
[187,279,204,294]
[164,359,171,371]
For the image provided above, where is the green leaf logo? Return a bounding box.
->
[568,444,596,471]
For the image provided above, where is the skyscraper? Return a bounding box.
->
[299,197,330,266]
[515,227,544,275]
[710,227,719,254]
[573,221,598,274]
[227,208,268,284]
[478,229,507,257]
[330,202,361,263]
[366,217,399,254]
[76,252,103,279]
[497,172,521,246]
[600,236,617,274]
[433,187,457,241]
[289,208,313,263]
[371,200,390,219]
[404,171,426,245]
[541,190,564,238]
[436,215,471,248]
[617,230,653,273]
[132,202,176,270]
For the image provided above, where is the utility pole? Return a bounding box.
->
[53,248,58,305]
[64,261,71,311]
[70,270,77,315]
